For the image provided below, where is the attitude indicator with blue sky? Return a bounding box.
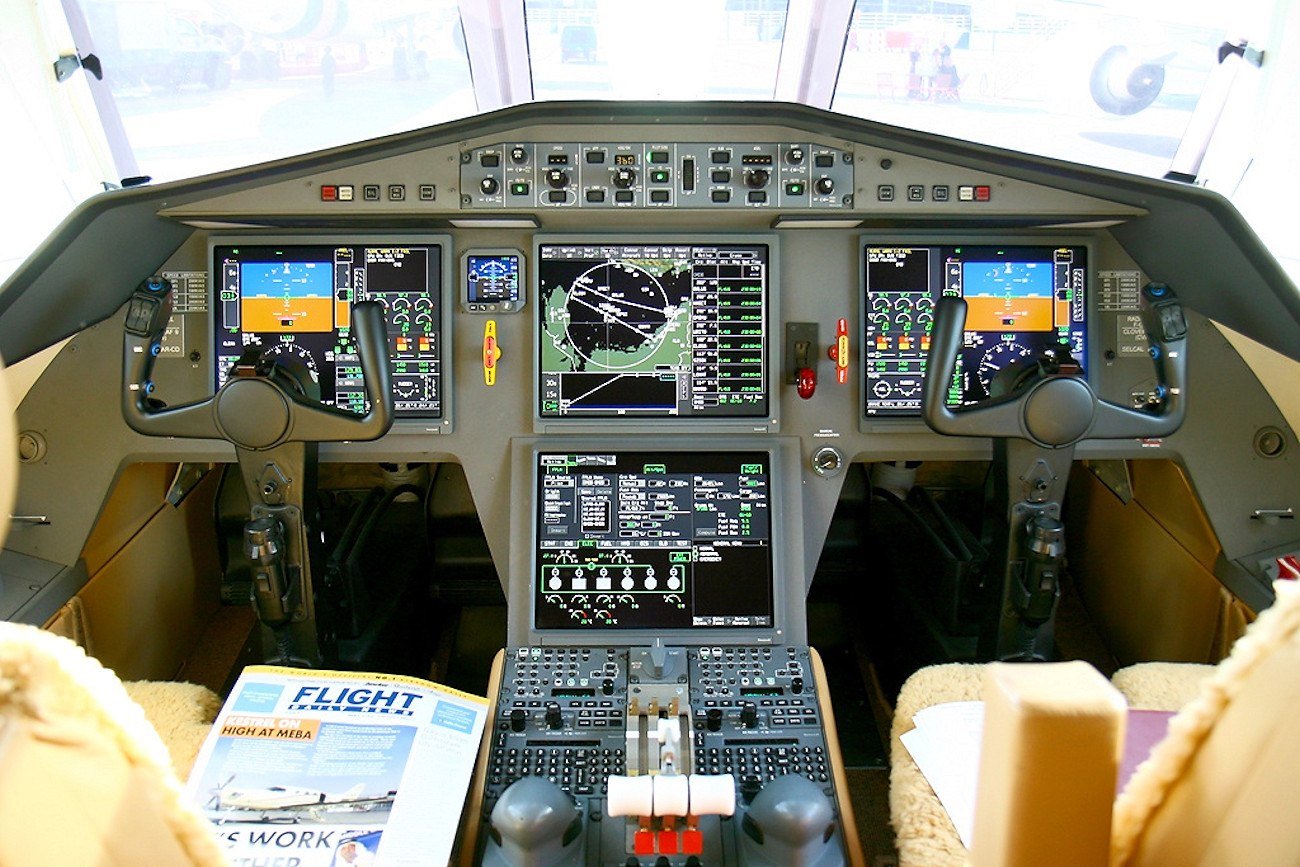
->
[239,261,334,333]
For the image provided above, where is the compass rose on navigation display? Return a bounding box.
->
[561,260,681,370]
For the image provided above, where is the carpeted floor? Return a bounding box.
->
[175,604,257,697]
[847,767,899,865]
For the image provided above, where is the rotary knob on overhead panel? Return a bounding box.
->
[479,176,499,195]
[815,176,835,195]
[745,168,770,188]
[612,166,636,188]
[544,168,569,189]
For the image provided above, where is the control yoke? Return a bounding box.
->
[919,283,1187,660]
[121,276,394,666]
[922,283,1187,447]
[122,277,394,447]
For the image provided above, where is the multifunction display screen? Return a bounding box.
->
[534,451,774,631]
[864,244,1087,416]
[214,241,445,418]
[537,242,770,419]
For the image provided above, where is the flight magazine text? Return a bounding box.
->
[185,665,489,867]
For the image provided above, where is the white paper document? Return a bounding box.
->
[900,700,985,849]
[185,665,489,867]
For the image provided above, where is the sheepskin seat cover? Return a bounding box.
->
[0,622,227,866]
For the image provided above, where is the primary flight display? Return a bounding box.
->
[213,239,448,420]
[863,243,1089,417]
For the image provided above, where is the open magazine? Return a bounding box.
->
[184,665,489,867]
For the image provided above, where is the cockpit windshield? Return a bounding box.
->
[2,0,1296,282]
[834,4,1224,177]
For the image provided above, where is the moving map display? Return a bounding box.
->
[536,242,771,419]
[863,244,1088,416]
[214,240,447,419]
[533,451,774,631]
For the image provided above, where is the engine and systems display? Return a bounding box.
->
[534,451,774,631]
[536,241,771,419]
[863,243,1088,416]
[213,240,447,419]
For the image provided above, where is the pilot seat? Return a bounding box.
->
[889,578,1300,867]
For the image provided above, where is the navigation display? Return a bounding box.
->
[536,241,771,420]
[214,239,448,419]
[533,451,774,632]
[863,243,1087,417]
